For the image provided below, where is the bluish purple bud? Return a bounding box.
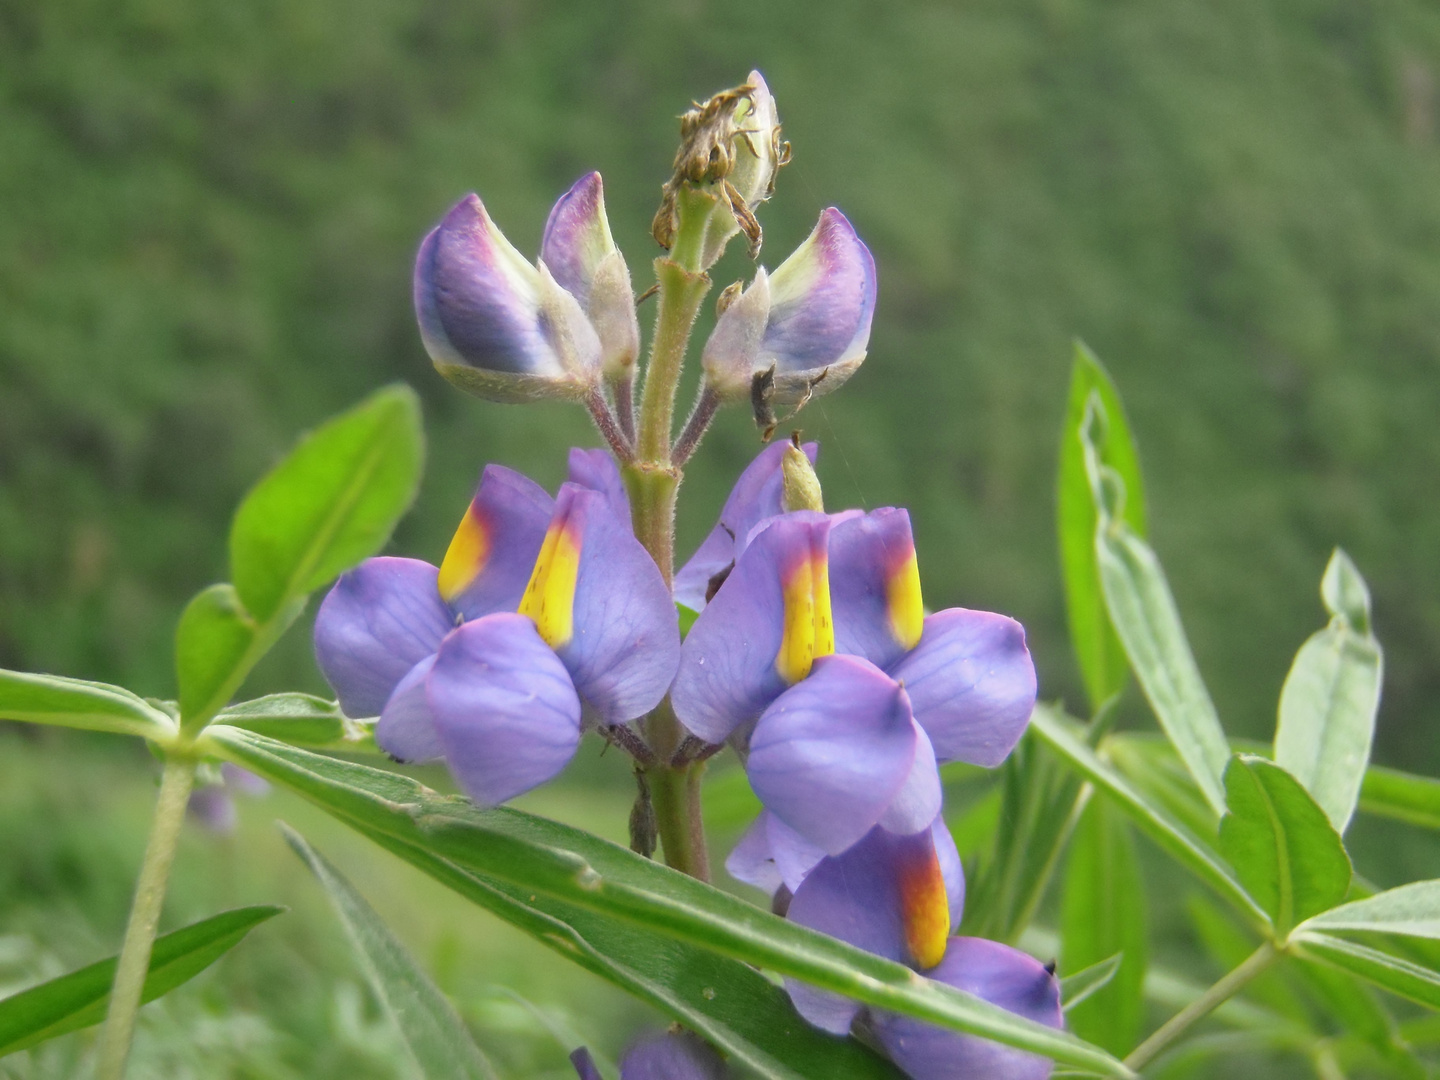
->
[415,194,601,402]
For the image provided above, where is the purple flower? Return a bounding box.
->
[187,764,269,834]
[415,175,638,402]
[313,449,679,806]
[670,493,1036,852]
[777,823,1062,1080]
[700,208,876,409]
[571,1030,728,1080]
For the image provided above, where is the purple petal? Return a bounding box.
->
[440,464,555,621]
[674,440,817,612]
[567,447,631,522]
[187,787,237,834]
[538,486,679,723]
[890,609,1037,767]
[671,512,831,744]
[829,507,924,672]
[426,613,582,806]
[618,1030,728,1080]
[376,654,442,762]
[933,816,965,918]
[871,938,1062,1080]
[541,173,613,309]
[569,1048,603,1080]
[725,813,785,896]
[220,763,269,797]
[699,269,772,400]
[761,208,876,403]
[878,725,942,837]
[313,557,453,718]
[415,195,563,383]
[748,655,920,855]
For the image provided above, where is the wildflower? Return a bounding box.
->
[571,1029,728,1080]
[700,209,876,421]
[671,503,1035,851]
[782,824,1062,1080]
[313,449,679,806]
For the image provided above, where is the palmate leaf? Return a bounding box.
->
[1057,342,1148,713]
[0,906,281,1057]
[0,669,174,741]
[1273,549,1383,834]
[1217,756,1352,936]
[1078,391,1230,815]
[204,726,1134,1079]
[283,825,498,1080]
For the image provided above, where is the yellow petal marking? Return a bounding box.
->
[518,522,581,648]
[898,842,951,971]
[437,506,490,603]
[887,550,924,650]
[775,552,835,684]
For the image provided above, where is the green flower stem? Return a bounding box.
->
[645,702,712,881]
[635,258,710,463]
[95,751,198,1080]
[1124,941,1281,1073]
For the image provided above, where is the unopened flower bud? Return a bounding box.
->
[415,194,602,402]
[541,173,641,379]
[781,437,824,512]
[700,208,877,424]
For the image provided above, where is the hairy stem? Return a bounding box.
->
[95,753,198,1080]
[1125,941,1281,1073]
[672,386,721,466]
[636,258,711,462]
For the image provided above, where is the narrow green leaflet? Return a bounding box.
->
[1218,756,1351,936]
[1028,706,1267,928]
[1060,955,1122,1014]
[213,693,369,750]
[283,825,497,1080]
[1297,880,1440,939]
[1360,766,1440,830]
[0,906,281,1056]
[1061,799,1147,1055]
[175,583,256,728]
[1274,549,1383,834]
[206,725,1134,1078]
[1105,734,1219,843]
[230,384,424,623]
[0,669,174,741]
[1079,393,1229,814]
[1057,342,1147,713]
[1294,933,1440,1010]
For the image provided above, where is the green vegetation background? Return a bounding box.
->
[3,0,1440,1075]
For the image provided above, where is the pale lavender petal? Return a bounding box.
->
[829,508,922,671]
[569,1048,603,1080]
[375,654,442,762]
[618,1030,728,1080]
[674,440,817,611]
[313,557,453,718]
[890,609,1037,767]
[877,724,942,837]
[567,447,631,521]
[672,512,830,744]
[187,787,237,834]
[933,816,965,918]
[766,812,829,893]
[550,486,679,723]
[871,938,1062,1080]
[220,763,269,797]
[761,208,876,403]
[442,464,555,621]
[415,195,561,379]
[725,813,784,896]
[427,614,582,806]
[748,655,919,855]
[541,173,612,309]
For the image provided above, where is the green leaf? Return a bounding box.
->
[231,385,424,623]
[213,693,369,750]
[0,906,281,1056]
[1079,392,1230,815]
[1058,342,1147,713]
[1028,706,1268,929]
[1294,933,1440,1010]
[1298,880,1440,939]
[1060,799,1147,1055]
[0,669,174,741]
[1360,765,1440,830]
[206,726,1133,1078]
[1060,954,1122,1015]
[1273,549,1383,834]
[283,825,497,1080]
[1218,756,1351,935]
[175,583,257,728]
[1105,734,1219,843]
[677,603,700,639]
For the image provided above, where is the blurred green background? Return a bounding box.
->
[3,0,1440,1075]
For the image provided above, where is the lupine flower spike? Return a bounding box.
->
[313,449,679,805]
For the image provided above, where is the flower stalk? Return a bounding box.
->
[94,752,198,1080]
